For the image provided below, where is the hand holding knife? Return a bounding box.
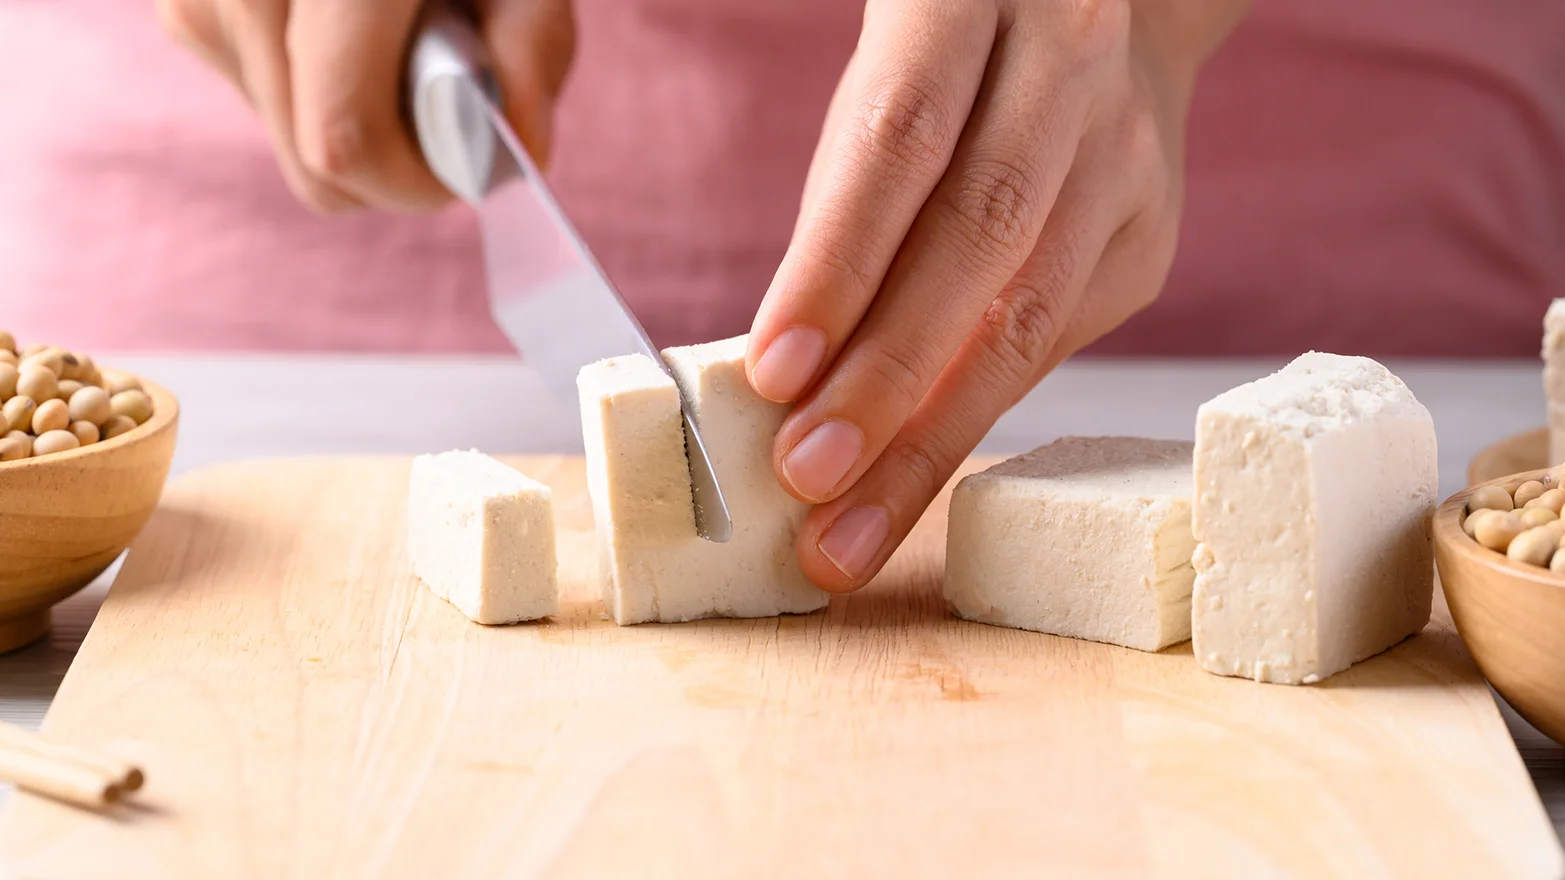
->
[405,4,732,542]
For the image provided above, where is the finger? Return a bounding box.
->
[795,185,1137,592]
[286,0,449,211]
[219,0,361,212]
[287,0,450,211]
[745,0,995,404]
[156,0,242,86]
[478,0,576,169]
[771,11,1121,506]
[793,47,859,242]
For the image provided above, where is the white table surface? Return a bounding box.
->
[0,354,1559,842]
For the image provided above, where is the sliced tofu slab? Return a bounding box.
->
[944,436,1196,652]
[577,335,829,625]
[407,450,558,625]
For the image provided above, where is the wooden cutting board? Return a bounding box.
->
[1,457,1561,879]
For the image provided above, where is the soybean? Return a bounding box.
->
[15,367,55,403]
[1475,512,1527,553]
[1513,480,1547,508]
[110,390,152,425]
[2,396,35,432]
[1468,485,1514,513]
[1529,489,1565,514]
[99,415,137,440]
[1520,508,1559,529]
[31,430,79,457]
[1508,525,1561,567]
[68,421,99,446]
[30,399,68,435]
[68,386,111,426]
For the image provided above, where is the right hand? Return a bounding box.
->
[157,0,575,213]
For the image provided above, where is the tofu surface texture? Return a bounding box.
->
[407,450,558,625]
[1191,352,1437,685]
[577,335,828,625]
[944,436,1197,652]
[1544,299,1565,465]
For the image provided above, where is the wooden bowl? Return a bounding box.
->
[0,379,178,653]
[1467,427,1547,486]
[1435,468,1565,745]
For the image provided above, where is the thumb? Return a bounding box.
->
[479,0,575,169]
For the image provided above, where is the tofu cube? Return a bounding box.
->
[407,450,558,624]
[1543,299,1565,464]
[944,436,1197,652]
[1191,352,1437,685]
[577,335,829,625]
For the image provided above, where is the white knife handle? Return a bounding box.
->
[407,5,502,203]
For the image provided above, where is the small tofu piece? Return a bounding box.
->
[407,450,557,625]
[1191,352,1437,685]
[944,437,1196,652]
[577,335,829,625]
[1543,300,1565,464]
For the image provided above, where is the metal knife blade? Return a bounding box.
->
[407,6,733,542]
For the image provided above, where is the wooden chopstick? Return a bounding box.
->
[0,720,143,809]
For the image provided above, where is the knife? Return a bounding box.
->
[405,5,733,542]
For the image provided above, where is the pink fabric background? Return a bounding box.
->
[0,0,1561,356]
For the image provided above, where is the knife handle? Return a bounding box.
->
[407,4,503,203]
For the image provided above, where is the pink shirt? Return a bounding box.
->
[2,1,1562,356]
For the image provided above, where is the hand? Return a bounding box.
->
[157,0,574,212]
[748,0,1249,591]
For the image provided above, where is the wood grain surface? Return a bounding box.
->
[0,456,1561,879]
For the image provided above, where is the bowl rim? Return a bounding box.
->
[1437,467,1565,594]
[0,374,178,469]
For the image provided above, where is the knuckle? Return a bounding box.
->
[947,159,1041,262]
[879,434,958,503]
[857,339,935,414]
[850,75,952,179]
[296,111,375,182]
[978,272,1070,379]
[802,229,877,297]
[1059,0,1129,60]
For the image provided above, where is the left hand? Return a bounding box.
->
[746,0,1248,591]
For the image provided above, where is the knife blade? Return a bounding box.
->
[406,5,733,542]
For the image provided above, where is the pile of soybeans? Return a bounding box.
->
[0,333,154,461]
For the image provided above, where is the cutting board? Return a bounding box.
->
[1,456,1561,879]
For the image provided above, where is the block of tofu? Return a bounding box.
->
[407,450,558,625]
[944,437,1197,652]
[1543,299,1565,465]
[577,335,829,625]
[1191,352,1437,685]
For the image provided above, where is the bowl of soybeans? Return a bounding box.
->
[1435,468,1565,745]
[0,333,178,653]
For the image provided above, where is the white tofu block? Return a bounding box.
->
[1543,299,1565,464]
[577,335,829,625]
[944,437,1196,652]
[1191,352,1437,685]
[407,450,558,625]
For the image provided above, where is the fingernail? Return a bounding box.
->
[751,326,827,403]
[781,420,863,501]
[818,506,890,580]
